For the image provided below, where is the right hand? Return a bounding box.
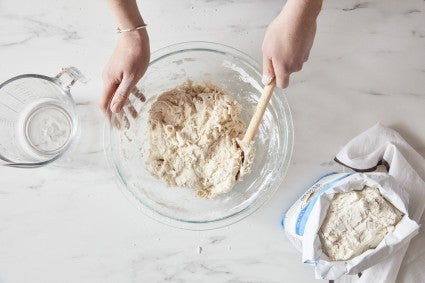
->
[261,0,321,88]
[101,29,150,115]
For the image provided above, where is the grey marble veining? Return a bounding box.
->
[0,14,81,47]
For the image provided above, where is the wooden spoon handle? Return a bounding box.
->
[242,81,276,144]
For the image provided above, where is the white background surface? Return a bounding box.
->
[0,0,424,282]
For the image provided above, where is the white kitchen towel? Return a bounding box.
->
[334,123,425,283]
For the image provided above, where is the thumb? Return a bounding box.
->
[110,76,136,113]
[262,55,275,85]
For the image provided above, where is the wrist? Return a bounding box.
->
[116,20,146,35]
[119,28,149,43]
[109,0,145,31]
[117,23,147,33]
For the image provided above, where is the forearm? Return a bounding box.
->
[262,0,322,88]
[283,0,323,22]
[108,0,145,29]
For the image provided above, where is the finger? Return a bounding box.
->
[303,51,310,62]
[106,108,112,122]
[117,102,133,129]
[122,114,130,129]
[110,77,136,113]
[125,88,145,120]
[131,87,146,103]
[101,81,119,114]
[116,110,130,130]
[127,103,138,119]
[272,59,290,89]
[103,91,120,129]
[114,109,125,130]
[112,112,121,129]
[262,55,275,85]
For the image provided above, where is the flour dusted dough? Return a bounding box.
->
[319,186,403,261]
[147,81,254,198]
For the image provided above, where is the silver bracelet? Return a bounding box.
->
[116,24,147,33]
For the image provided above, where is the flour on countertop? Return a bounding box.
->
[319,186,403,261]
[147,81,255,198]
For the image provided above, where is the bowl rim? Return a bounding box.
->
[103,41,294,230]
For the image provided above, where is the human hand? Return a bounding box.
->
[101,30,150,115]
[262,0,322,88]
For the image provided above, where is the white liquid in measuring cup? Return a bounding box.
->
[17,99,73,159]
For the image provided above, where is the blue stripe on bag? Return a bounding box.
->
[281,172,338,230]
[295,172,354,236]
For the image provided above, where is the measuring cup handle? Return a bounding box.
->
[54,67,87,90]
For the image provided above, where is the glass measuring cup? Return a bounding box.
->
[0,67,86,167]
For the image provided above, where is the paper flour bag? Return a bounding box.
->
[282,172,419,280]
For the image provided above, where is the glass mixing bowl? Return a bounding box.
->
[104,42,293,230]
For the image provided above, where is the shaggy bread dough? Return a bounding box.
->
[147,81,254,198]
[319,186,403,261]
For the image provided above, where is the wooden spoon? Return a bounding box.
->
[242,80,276,145]
[236,80,276,172]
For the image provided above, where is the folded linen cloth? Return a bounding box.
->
[334,123,425,283]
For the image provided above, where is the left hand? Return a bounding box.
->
[101,29,150,115]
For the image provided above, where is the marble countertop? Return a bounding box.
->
[1,0,424,282]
